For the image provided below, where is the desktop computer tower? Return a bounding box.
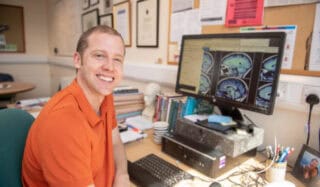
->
[162,133,257,178]
[174,118,264,157]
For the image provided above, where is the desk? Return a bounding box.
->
[125,130,306,187]
[0,82,35,96]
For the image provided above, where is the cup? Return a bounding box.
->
[265,160,287,182]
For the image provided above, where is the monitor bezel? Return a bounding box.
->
[175,32,286,115]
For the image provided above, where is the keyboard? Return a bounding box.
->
[128,154,194,187]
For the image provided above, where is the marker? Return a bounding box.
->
[279,147,291,163]
[284,147,295,161]
[127,124,143,134]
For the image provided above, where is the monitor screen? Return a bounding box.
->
[175,32,286,116]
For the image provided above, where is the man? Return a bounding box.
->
[22,25,130,187]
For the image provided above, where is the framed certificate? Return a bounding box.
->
[82,9,99,32]
[113,1,131,46]
[136,0,159,47]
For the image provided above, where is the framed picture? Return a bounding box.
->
[90,0,99,6]
[113,1,131,46]
[105,0,113,13]
[292,144,320,185]
[113,0,127,5]
[82,9,99,32]
[99,13,113,28]
[136,0,159,47]
[82,0,90,10]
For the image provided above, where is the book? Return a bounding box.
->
[114,100,144,107]
[113,92,144,102]
[115,103,145,115]
[113,86,139,94]
[116,111,142,120]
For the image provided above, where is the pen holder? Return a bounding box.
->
[265,160,287,182]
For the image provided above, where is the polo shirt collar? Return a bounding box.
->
[68,79,111,127]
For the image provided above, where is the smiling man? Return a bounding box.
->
[22,26,129,187]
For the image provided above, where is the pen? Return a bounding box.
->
[278,147,290,163]
[127,124,143,134]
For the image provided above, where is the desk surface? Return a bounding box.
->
[125,130,306,187]
[0,82,35,96]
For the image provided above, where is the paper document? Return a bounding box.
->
[120,130,147,144]
[16,97,50,106]
[184,114,209,122]
[125,115,153,130]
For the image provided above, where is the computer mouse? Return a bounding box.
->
[209,182,222,187]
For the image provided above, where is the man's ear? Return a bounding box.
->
[73,52,82,69]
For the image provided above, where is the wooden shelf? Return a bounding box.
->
[281,69,320,77]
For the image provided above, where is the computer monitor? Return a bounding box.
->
[175,32,286,121]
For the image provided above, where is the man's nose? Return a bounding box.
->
[102,58,114,70]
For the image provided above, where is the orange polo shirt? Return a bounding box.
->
[22,80,117,187]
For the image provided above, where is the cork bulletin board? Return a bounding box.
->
[0,4,25,53]
[168,1,319,77]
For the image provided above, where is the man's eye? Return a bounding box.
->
[94,54,105,59]
[113,58,122,63]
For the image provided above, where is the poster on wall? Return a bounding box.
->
[113,1,131,46]
[136,0,159,47]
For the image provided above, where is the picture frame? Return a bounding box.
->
[82,9,99,32]
[90,0,99,6]
[82,0,90,10]
[113,1,131,46]
[104,0,113,14]
[113,0,127,5]
[136,0,159,48]
[99,13,113,28]
[292,144,320,185]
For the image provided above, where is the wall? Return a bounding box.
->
[48,0,169,66]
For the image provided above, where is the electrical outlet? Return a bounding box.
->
[301,85,320,104]
[277,82,288,101]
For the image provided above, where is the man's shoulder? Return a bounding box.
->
[42,90,81,118]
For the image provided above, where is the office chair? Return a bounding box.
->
[0,108,34,187]
[0,73,15,108]
[0,72,14,82]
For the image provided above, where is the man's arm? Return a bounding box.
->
[112,128,130,187]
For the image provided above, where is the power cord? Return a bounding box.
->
[305,94,319,146]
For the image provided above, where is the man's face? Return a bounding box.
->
[74,32,124,96]
[311,159,319,168]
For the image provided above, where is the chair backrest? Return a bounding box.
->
[0,73,14,82]
[0,108,34,187]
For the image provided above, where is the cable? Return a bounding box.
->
[305,94,319,146]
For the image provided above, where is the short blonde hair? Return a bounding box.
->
[76,25,125,56]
